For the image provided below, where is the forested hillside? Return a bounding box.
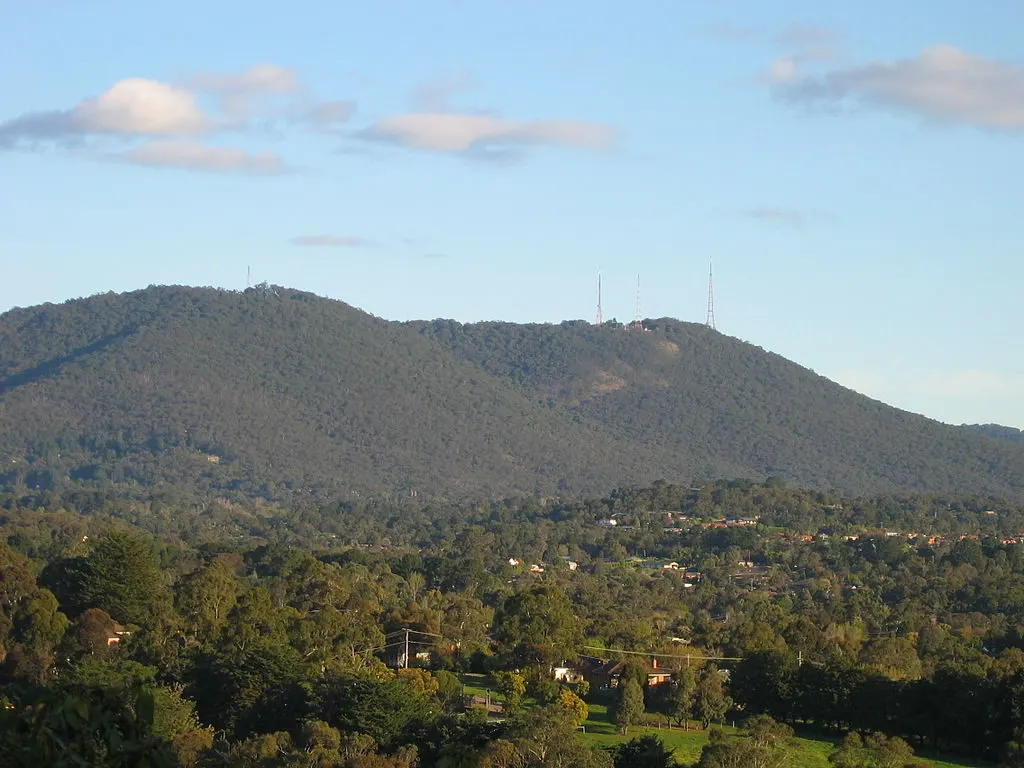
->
[965,424,1024,446]
[1,285,1023,501]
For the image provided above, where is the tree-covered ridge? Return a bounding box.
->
[411,318,1024,497]
[0,286,646,500]
[964,424,1024,446]
[1,284,1023,501]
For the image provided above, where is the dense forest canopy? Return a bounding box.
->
[2,480,1024,766]
[1,285,1023,502]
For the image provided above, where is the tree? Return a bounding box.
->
[174,555,238,642]
[614,679,645,735]
[694,666,732,729]
[0,685,175,767]
[745,715,794,749]
[829,731,922,768]
[508,705,613,768]
[729,651,796,721]
[493,670,527,716]
[3,589,68,684]
[614,735,677,768]
[493,585,582,667]
[0,543,37,625]
[696,735,787,768]
[79,533,167,627]
[63,607,120,660]
[434,669,463,712]
[661,667,697,728]
[188,638,309,737]
[555,688,589,727]
[317,672,438,749]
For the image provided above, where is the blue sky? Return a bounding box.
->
[1,0,1022,428]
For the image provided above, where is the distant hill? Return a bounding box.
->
[1,285,1022,501]
[963,424,1024,446]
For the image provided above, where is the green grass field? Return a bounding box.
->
[578,699,988,768]
[456,675,988,767]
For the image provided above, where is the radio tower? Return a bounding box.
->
[705,260,716,330]
[633,273,642,326]
[596,271,604,325]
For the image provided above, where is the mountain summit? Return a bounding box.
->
[1,285,1022,501]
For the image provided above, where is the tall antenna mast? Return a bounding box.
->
[246,265,251,289]
[634,273,642,325]
[706,260,716,330]
[596,271,603,325]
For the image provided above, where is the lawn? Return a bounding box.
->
[458,673,494,700]
[456,675,988,767]
[578,699,987,768]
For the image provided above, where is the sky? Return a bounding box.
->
[1,0,1022,428]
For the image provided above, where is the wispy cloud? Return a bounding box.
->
[358,113,617,158]
[776,24,840,57]
[118,141,288,174]
[290,235,372,248]
[304,100,356,131]
[188,63,302,122]
[737,23,843,86]
[774,45,1024,131]
[189,63,300,95]
[743,206,807,226]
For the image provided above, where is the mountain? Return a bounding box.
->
[1,285,1022,501]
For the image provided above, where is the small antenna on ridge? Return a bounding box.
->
[634,273,642,325]
[706,260,716,330]
[246,265,251,289]
[596,270,603,325]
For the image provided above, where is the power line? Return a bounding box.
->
[581,646,742,662]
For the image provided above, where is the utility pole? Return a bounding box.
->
[404,628,410,669]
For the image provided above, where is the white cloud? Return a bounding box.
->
[73,78,209,135]
[118,141,287,174]
[290,235,372,247]
[0,64,356,172]
[777,45,1024,130]
[0,78,210,146]
[360,113,618,155]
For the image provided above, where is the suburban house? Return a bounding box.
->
[642,560,681,571]
[105,623,131,647]
[552,663,585,683]
[582,658,673,689]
